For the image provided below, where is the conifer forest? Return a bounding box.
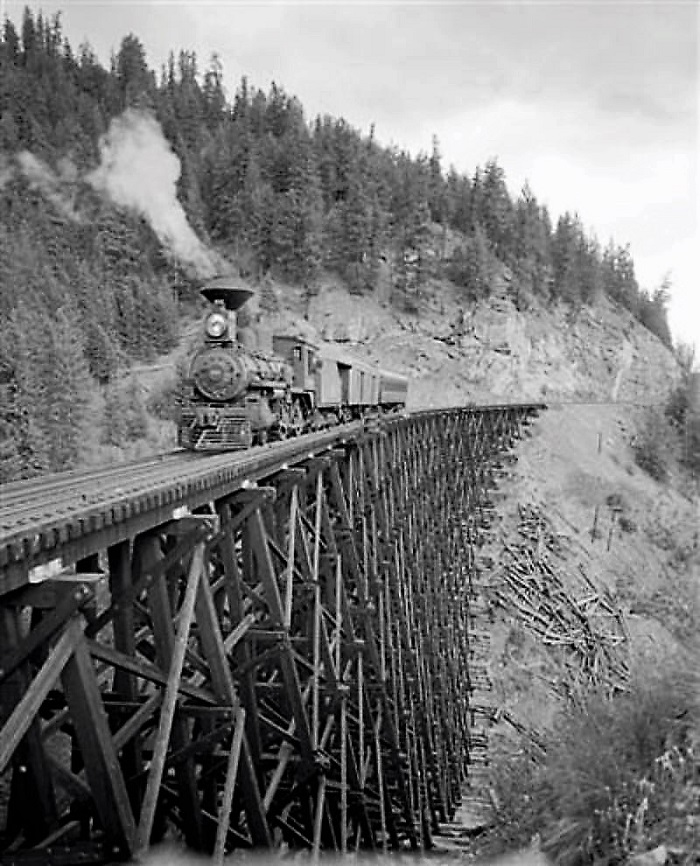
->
[0,8,676,481]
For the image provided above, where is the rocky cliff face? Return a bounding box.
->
[265,275,680,409]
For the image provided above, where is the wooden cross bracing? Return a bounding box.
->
[0,407,539,863]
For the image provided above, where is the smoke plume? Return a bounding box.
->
[15,151,81,221]
[87,109,221,276]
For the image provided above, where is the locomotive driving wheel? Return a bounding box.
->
[290,400,305,436]
[275,403,291,440]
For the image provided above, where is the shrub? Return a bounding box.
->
[145,365,186,422]
[102,377,148,445]
[631,408,675,482]
[488,653,699,864]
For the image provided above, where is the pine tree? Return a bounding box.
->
[115,33,154,109]
[576,234,603,304]
[552,213,583,304]
[447,225,496,301]
[513,183,553,304]
[202,53,226,130]
[602,243,639,312]
[637,277,673,346]
[479,159,516,266]
[7,305,50,477]
[43,308,91,469]
[428,135,446,224]
[445,167,472,235]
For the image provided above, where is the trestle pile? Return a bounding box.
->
[0,406,541,863]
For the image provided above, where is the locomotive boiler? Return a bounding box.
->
[178,278,409,451]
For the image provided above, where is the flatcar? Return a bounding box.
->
[178,278,409,451]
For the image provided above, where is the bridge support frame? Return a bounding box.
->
[0,406,539,861]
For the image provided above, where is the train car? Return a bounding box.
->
[178,278,409,451]
[378,369,409,410]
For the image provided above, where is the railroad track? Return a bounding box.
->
[0,422,366,595]
[0,451,195,527]
[0,405,543,597]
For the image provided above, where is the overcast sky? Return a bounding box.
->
[5,0,698,353]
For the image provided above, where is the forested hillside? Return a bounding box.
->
[0,7,676,481]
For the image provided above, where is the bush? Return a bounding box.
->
[102,377,148,446]
[489,654,699,864]
[632,408,675,482]
[145,364,186,422]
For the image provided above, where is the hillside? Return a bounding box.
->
[73,258,681,473]
[261,273,679,408]
[0,9,682,482]
[474,401,699,862]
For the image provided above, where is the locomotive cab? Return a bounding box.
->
[272,336,318,393]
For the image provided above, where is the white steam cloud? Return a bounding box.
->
[15,152,81,221]
[87,109,222,276]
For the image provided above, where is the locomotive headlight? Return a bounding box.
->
[205,312,228,339]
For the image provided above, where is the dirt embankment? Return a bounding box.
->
[483,402,699,737]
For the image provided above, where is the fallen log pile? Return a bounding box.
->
[489,503,629,696]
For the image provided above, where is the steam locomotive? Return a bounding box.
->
[177,278,409,451]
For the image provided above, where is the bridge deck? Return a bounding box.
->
[0,405,542,862]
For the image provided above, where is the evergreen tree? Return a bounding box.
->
[478,159,516,265]
[637,277,673,346]
[602,242,639,311]
[552,213,583,304]
[447,225,497,301]
[6,305,51,477]
[202,53,226,129]
[326,138,375,292]
[428,135,446,224]
[513,183,553,304]
[114,33,154,109]
[445,167,472,235]
[43,308,91,469]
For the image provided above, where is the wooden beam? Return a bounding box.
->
[135,542,203,854]
[61,621,137,857]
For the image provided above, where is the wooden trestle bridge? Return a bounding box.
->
[0,405,541,864]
